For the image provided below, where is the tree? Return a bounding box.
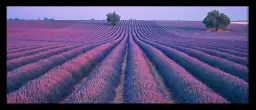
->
[106,11,121,26]
[91,18,95,20]
[44,17,49,20]
[203,10,230,31]
[14,18,20,20]
[44,17,55,21]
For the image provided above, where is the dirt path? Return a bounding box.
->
[112,44,128,103]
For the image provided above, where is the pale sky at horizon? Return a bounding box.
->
[7,6,248,21]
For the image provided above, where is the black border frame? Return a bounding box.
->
[2,0,253,108]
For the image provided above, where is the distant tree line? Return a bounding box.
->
[7,17,55,21]
[8,18,23,20]
[43,17,55,21]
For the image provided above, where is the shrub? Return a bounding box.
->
[8,18,24,20]
[14,18,21,20]
[44,17,55,21]
[44,17,49,20]
[203,10,230,31]
[106,11,121,26]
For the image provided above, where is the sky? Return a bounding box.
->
[7,6,248,21]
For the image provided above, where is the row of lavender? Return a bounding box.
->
[130,20,248,103]
[142,21,248,50]
[7,20,132,103]
[6,20,129,58]
[7,20,248,103]
[135,21,248,61]
[7,21,124,49]
[6,21,129,91]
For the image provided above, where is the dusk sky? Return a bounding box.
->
[7,6,248,21]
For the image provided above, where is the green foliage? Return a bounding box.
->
[203,10,230,31]
[44,17,55,21]
[8,18,14,20]
[8,18,22,20]
[106,11,121,26]
[44,17,48,20]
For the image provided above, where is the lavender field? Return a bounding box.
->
[7,20,248,104]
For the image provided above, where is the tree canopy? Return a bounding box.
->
[44,17,55,21]
[106,11,121,26]
[203,10,230,31]
[8,18,21,20]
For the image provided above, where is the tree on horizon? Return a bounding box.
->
[203,10,231,32]
[106,11,121,26]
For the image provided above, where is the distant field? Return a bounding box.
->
[231,22,248,25]
[7,20,248,104]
